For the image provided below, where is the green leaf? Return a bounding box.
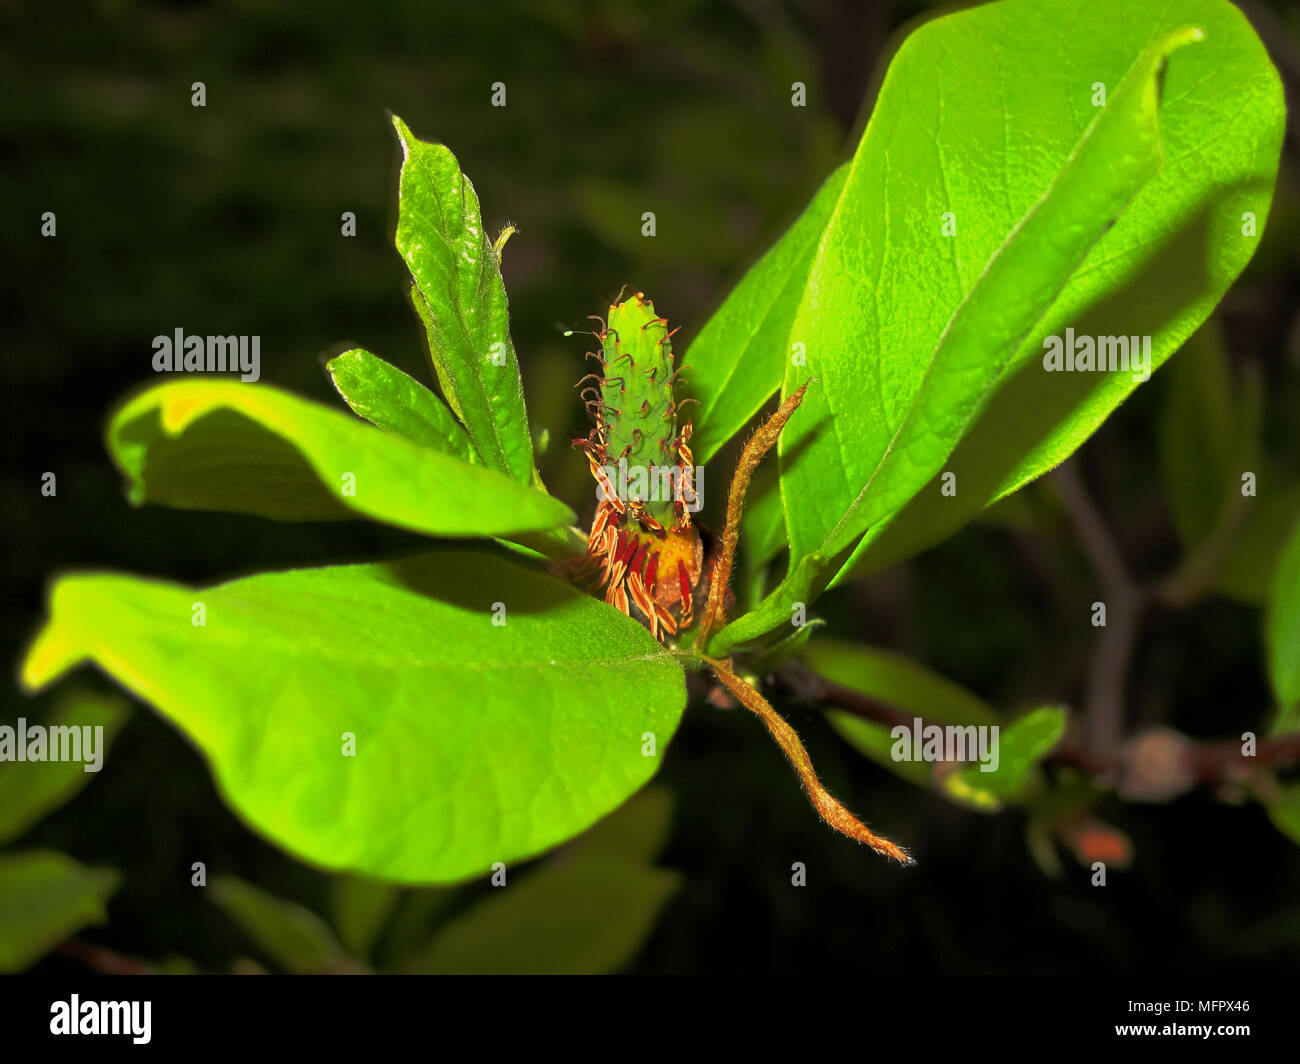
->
[803,637,998,790]
[708,552,828,656]
[1266,517,1300,712]
[22,550,687,883]
[687,164,849,466]
[211,877,355,974]
[108,379,573,538]
[781,17,1210,590]
[743,466,789,577]
[330,874,400,959]
[0,851,119,973]
[408,856,679,974]
[805,638,1000,729]
[392,116,535,483]
[947,706,1068,809]
[326,348,475,462]
[0,690,127,846]
[712,0,1282,611]
[749,618,825,676]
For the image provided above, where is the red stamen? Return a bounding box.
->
[629,539,649,578]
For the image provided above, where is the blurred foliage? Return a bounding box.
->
[0,689,127,971]
[208,789,678,974]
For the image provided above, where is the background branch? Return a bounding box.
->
[1049,460,1145,760]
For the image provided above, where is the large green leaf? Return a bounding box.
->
[739,466,788,609]
[1266,517,1300,713]
[0,690,127,846]
[326,347,476,462]
[781,15,1202,582]
[0,851,119,973]
[21,550,686,883]
[108,380,573,538]
[392,116,535,484]
[686,165,849,466]
[721,0,1283,618]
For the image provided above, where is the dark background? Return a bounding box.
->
[3,0,1299,974]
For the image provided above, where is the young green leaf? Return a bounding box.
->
[22,550,686,883]
[109,380,573,538]
[326,348,476,462]
[0,852,119,973]
[947,706,1068,809]
[392,116,535,483]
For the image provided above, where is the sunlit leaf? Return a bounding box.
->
[22,550,686,883]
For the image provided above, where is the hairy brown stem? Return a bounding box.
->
[696,381,811,653]
[707,656,914,865]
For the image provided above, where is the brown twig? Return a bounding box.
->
[695,381,811,654]
[690,383,913,864]
[708,656,914,864]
